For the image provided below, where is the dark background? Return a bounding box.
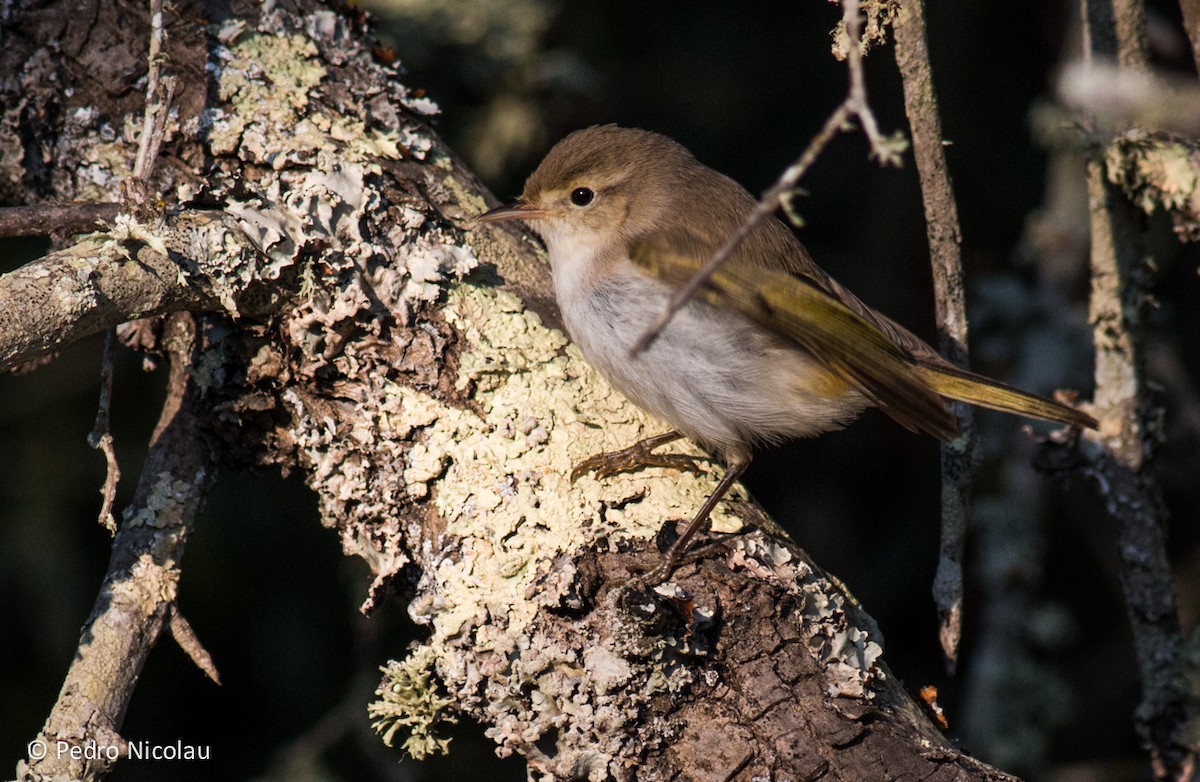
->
[3,1,1199,780]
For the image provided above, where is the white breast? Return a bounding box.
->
[547,245,869,460]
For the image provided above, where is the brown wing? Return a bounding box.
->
[629,231,960,440]
[629,224,1096,433]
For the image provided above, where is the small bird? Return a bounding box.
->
[479,124,1096,582]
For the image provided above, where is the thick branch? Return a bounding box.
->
[17,313,217,782]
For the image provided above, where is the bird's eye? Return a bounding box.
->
[570,187,594,207]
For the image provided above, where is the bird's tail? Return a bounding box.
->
[915,363,1097,430]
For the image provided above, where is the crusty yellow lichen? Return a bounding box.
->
[398,282,744,639]
[371,280,750,763]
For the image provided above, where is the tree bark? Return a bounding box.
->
[2,0,1014,779]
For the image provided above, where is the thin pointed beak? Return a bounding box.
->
[477,200,543,223]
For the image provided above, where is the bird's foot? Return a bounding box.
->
[570,431,703,482]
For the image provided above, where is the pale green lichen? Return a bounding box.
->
[369,280,748,762]
[207,29,328,164]
[207,23,412,168]
[417,283,744,632]
[370,646,458,758]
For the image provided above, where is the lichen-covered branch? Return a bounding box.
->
[1081,157,1198,780]
[892,0,976,671]
[0,211,285,372]
[17,313,216,782]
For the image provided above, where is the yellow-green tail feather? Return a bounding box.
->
[915,364,1097,430]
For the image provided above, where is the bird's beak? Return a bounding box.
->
[477,200,543,223]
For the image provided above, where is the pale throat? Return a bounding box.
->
[534,218,623,310]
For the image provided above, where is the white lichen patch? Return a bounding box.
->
[727,533,886,701]
[822,626,884,698]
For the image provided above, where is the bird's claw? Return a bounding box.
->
[570,434,703,483]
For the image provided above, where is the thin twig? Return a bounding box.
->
[631,0,905,355]
[892,0,975,673]
[87,330,121,535]
[0,203,120,238]
[133,0,171,183]
[123,0,175,213]
[82,0,173,534]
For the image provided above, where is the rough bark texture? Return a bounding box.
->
[2,1,1015,780]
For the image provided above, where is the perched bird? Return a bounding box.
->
[479,124,1096,581]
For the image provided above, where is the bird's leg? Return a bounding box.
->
[641,456,750,585]
[570,431,705,482]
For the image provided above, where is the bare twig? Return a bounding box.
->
[892,0,975,673]
[133,0,170,182]
[122,0,176,216]
[167,605,222,685]
[18,313,217,782]
[631,0,906,355]
[78,0,176,538]
[87,330,121,535]
[0,203,121,237]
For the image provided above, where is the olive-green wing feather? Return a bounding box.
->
[630,237,960,440]
[630,233,1097,437]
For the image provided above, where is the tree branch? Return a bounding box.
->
[1074,0,1200,777]
[0,210,285,372]
[17,313,216,782]
[0,203,121,237]
[892,0,977,673]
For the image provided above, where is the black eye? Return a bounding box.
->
[570,187,594,207]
